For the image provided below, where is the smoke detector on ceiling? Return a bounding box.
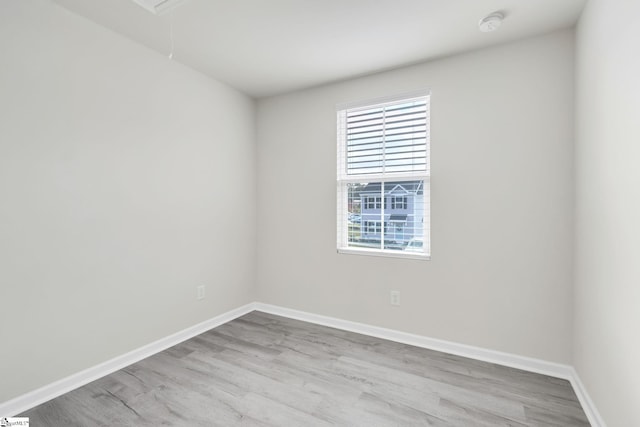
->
[131,0,188,15]
[478,12,504,33]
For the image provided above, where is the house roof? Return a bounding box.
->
[359,181,423,196]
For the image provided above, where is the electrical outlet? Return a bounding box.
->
[390,290,400,306]
[197,285,205,300]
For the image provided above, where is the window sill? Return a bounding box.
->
[337,247,430,261]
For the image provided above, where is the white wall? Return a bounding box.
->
[0,0,256,403]
[574,0,640,425]
[256,31,575,364]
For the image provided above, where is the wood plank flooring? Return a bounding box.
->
[22,311,590,426]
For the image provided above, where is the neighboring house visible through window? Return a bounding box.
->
[337,91,430,259]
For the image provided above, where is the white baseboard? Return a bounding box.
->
[254,302,605,427]
[0,303,256,418]
[568,367,607,427]
[1,301,605,427]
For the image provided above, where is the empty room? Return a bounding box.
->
[0,0,638,426]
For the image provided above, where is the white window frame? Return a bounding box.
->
[336,91,431,260]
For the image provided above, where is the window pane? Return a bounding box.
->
[383,180,424,252]
[346,180,425,253]
[347,182,378,249]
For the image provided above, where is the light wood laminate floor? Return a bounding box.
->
[22,311,590,426]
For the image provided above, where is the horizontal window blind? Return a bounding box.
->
[337,93,430,180]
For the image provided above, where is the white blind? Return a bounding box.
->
[337,92,430,180]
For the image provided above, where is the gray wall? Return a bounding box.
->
[0,0,256,403]
[256,30,575,364]
[574,0,640,425]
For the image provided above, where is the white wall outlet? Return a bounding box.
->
[390,290,400,306]
[197,285,205,300]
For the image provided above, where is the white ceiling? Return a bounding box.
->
[53,0,586,98]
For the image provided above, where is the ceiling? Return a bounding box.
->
[53,0,586,98]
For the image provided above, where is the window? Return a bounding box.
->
[391,196,408,210]
[337,91,430,259]
[364,221,381,234]
[364,196,382,210]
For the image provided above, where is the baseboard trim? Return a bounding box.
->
[0,302,256,418]
[1,301,605,427]
[568,367,607,427]
[254,302,605,427]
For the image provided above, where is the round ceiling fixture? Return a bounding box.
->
[478,12,504,33]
